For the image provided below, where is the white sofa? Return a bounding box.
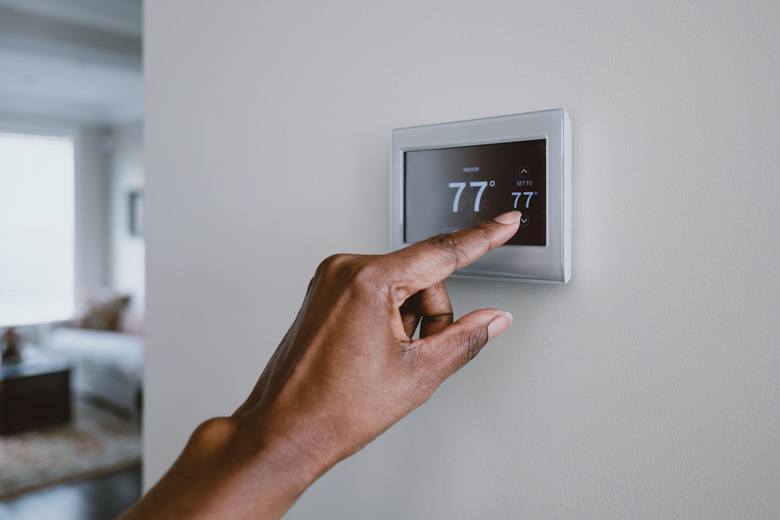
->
[44,327,144,420]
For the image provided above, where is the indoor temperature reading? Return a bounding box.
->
[404,139,546,246]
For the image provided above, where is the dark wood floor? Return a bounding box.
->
[0,465,141,520]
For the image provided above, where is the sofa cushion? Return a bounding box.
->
[45,327,143,418]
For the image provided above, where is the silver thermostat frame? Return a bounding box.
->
[391,108,571,283]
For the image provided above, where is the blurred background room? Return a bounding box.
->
[0,1,143,518]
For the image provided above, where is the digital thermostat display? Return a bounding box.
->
[404,139,547,246]
[391,109,571,283]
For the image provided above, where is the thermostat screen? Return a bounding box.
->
[404,139,547,246]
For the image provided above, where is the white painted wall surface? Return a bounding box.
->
[109,121,145,309]
[74,126,111,291]
[144,1,780,517]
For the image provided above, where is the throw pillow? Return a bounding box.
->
[77,295,131,332]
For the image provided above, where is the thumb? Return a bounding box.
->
[415,309,513,381]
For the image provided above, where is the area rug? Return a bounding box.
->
[0,400,141,501]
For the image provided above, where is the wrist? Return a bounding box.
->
[125,416,331,520]
[198,416,328,518]
[231,409,342,491]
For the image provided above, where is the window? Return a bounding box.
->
[0,132,75,326]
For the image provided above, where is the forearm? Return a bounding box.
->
[120,416,331,520]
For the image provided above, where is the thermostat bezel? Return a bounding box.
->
[390,109,571,283]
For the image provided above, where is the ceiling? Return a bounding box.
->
[0,0,143,125]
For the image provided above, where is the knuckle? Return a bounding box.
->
[350,260,386,296]
[427,233,470,270]
[315,253,352,279]
[462,332,483,363]
[460,326,488,364]
[317,254,385,297]
[427,232,457,253]
[351,258,380,283]
[424,313,454,326]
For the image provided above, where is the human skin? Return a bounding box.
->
[120,210,521,519]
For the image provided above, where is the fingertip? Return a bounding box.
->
[487,311,513,341]
[493,211,522,225]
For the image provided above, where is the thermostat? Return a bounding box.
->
[391,109,571,283]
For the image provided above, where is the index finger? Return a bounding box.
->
[387,211,521,295]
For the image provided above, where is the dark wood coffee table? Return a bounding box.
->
[0,355,72,435]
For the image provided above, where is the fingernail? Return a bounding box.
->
[487,312,513,340]
[493,211,521,224]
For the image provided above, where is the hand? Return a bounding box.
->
[234,209,520,465]
[121,211,521,520]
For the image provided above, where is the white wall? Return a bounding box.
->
[145,2,780,517]
[75,125,112,291]
[109,121,145,310]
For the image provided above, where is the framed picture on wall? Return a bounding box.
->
[129,190,144,237]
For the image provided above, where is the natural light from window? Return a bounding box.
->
[0,132,75,326]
